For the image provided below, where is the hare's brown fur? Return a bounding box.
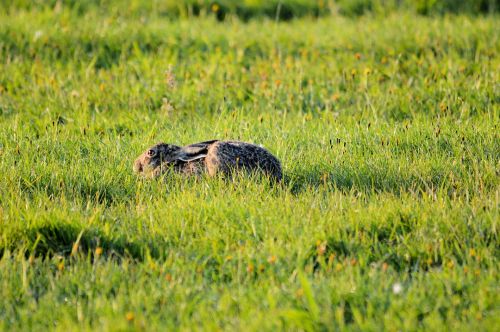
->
[134,140,282,181]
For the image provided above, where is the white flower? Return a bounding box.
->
[392,282,403,294]
[34,30,43,41]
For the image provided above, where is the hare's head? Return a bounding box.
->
[133,143,181,177]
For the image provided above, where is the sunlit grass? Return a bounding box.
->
[0,8,499,331]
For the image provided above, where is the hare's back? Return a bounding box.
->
[206,141,282,180]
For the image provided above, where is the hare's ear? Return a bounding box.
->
[174,140,218,162]
[176,140,218,162]
[175,145,208,162]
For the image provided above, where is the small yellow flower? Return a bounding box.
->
[320,173,328,186]
[317,242,327,255]
[469,248,476,257]
[267,255,277,264]
[447,260,454,269]
[335,263,342,272]
[328,253,335,264]
[125,312,135,322]
[57,261,65,271]
[99,83,105,91]
[71,242,79,256]
[95,247,103,256]
[351,69,357,77]
[246,264,254,273]
[364,68,372,75]
[211,3,219,12]
[355,53,362,60]
[225,255,233,261]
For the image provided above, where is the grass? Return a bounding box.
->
[1,0,498,19]
[0,5,499,331]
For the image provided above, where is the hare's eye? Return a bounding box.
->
[147,149,156,157]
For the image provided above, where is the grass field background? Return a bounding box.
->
[0,1,499,330]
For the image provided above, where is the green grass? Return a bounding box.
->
[1,0,498,19]
[0,5,499,331]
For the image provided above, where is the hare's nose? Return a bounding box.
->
[133,159,143,173]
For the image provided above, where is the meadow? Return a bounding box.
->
[0,2,499,331]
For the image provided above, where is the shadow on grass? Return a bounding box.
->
[302,215,436,273]
[304,237,441,274]
[18,174,131,207]
[284,163,457,196]
[1,222,164,261]
[303,212,496,273]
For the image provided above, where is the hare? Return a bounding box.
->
[134,140,282,181]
